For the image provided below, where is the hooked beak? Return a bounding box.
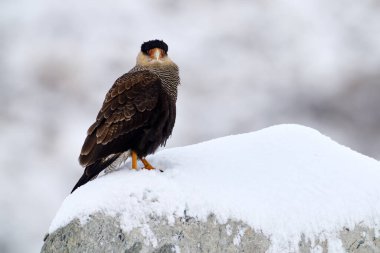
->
[148,48,164,60]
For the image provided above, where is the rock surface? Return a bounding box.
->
[41,213,380,253]
[42,125,380,252]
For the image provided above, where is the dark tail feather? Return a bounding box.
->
[71,154,121,193]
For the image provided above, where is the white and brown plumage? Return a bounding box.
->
[71,40,180,193]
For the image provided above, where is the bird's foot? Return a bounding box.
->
[131,151,138,170]
[141,158,155,170]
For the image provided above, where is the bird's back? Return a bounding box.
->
[79,70,177,167]
[72,39,180,193]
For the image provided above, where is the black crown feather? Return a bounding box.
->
[141,40,168,54]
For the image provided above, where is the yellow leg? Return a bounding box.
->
[131,151,138,170]
[140,158,155,170]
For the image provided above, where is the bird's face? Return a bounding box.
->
[149,48,165,61]
[136,48,173,66]
[137,40,177,68]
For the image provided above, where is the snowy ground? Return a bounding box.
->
[50,124,380,252]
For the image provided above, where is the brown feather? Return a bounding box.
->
[74,66,178,193]
[79,70,163,166]
[80,134,97,157]
[87,122,98,135]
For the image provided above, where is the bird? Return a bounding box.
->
[71,40,180,193]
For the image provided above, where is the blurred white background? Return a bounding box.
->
[1,0,380,252]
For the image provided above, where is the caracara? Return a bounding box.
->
[71,40,180,193]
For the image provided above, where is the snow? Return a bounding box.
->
[233,226,246,246]
[2,1,380,252]
[226,224,232,236]
[49,124,380,252]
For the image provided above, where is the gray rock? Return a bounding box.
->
[41,213,380,253]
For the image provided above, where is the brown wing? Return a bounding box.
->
[79,70,162,166]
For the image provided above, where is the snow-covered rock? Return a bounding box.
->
[42,124,380,253]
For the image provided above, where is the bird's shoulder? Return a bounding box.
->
[104,70,161,104]
[86,70,163,136]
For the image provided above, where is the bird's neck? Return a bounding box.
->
[130,64,180,102]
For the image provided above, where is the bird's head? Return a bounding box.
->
[136,40,174,67]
